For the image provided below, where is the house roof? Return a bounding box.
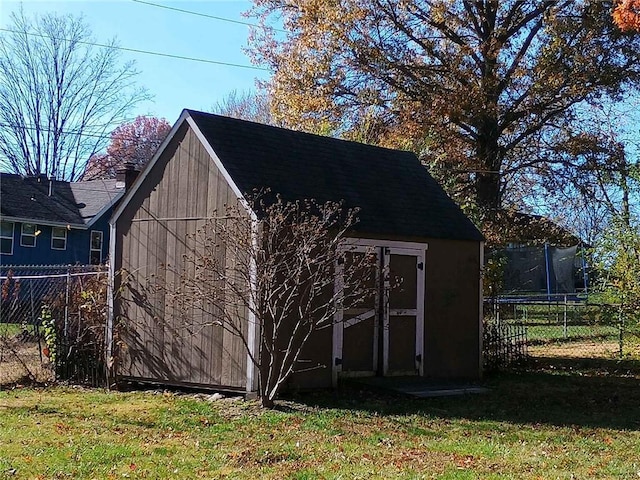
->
[0,173,124,228]
[484,210,583,247]
[184,110,483,242]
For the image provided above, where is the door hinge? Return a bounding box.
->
[334,357,342,366]
[415,354,422,363]
[417,262,424,270]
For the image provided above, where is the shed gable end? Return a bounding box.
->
[115,123,247,388]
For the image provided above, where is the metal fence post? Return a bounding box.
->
[563,295,568,339]
[64,267,70,340]
[618,305,624,359]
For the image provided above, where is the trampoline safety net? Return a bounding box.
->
[498,245,586,294]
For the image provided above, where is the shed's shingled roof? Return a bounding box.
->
[187,110,483,241]
[0,173,123,227]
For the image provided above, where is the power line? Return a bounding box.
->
[0,28,269,71]
[131,0,286,33]
[0,122,125,141]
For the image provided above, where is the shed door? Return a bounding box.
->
[383,248,425,376]
[337,248,379,377]
[332,243,425,385]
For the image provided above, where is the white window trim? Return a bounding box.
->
[51,226,67,250]
[89,230,103,264]
[20,223,37,248]
[0,220,15,255]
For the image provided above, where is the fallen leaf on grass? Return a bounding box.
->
[454,454,476,469]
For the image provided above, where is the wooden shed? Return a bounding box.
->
[108,109,484,393]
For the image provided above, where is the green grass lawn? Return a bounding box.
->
[492,303,639,352]
[526,323,619,345]
[1,361,640,479]
[0,322,27,339]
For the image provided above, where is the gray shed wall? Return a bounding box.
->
[114,124,249,390]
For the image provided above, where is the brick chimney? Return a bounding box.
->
[115,162,139,191]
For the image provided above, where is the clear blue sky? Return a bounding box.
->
[0,0,271,124]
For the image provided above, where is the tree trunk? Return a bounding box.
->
[258,339,276,408]
[258,335,281,409]
[260,394,275,409]
[476,171,502,214]
[475,33,503,218]
[475,118,503,217]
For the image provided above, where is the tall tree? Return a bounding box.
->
[212,89,278,126]
[82,116,171,180]
[614,0,640,31]
[540,100,640,244]
[249,0,640,222]
[0,9,149,181]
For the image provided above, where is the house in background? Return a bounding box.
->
[485,210,582,248]
[110,109,484,394]
[0,168,136,267]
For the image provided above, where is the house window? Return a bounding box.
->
[90,230,103,265]
[51,226,67,250]
[21,223,37,247]
[0,221,14,255]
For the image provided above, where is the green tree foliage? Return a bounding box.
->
[249,0,640,222]
[595,217,640,323]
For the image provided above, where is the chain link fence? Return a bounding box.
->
[484,294,640,368]
[0,265,108,388]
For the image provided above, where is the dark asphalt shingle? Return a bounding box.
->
[0,173,123,226]
[187,110,483,242]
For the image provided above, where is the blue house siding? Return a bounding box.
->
[1,173,124,268]
[0,214,112,267]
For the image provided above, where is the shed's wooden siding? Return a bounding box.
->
[423,238,481,379]
[115,124,249,390]
[286,235,482,390]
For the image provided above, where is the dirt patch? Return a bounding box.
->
[528,340,623,359]
[0,338,53,386]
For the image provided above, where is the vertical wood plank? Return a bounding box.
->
[155,152,169,376]
[164,139,179,381]
[219,176,233,387]
[192,136,210,385]
[209,165,223,385]
[175,133,190,381]
[146,177,161,380]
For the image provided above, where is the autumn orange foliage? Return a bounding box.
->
[82,116,171,180]
[613,0,640,32]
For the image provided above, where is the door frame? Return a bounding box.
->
[332,243,380,381]
[332,238,427,386]
[383,245,426,376]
